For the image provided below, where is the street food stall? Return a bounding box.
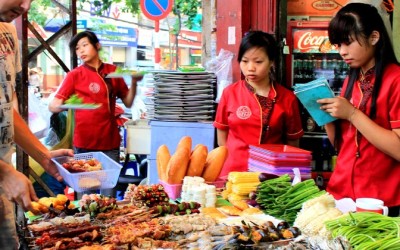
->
[22,140,400,249]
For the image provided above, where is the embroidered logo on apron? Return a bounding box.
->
[89,82,100,93]
[236,106,251,119]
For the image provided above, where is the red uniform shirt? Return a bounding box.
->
[327,64,400,207]
[214,80,304,179]
[55,63,129,150]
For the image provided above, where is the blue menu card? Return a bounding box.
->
[293,78,337,126]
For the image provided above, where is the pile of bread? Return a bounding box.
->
[156,136,228,185]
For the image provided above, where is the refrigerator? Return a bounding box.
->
[285,20,349,176]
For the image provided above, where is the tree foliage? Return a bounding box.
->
[172,0,201,33]
[28,0,53,26]
[29,0,201,32]
[78,0,141,16]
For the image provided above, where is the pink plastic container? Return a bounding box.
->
[159,180,182,200]
[207,179,227,188]
[249,144,312,159]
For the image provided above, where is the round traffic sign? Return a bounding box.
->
[140,0,174,21]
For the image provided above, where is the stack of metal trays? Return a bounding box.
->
[150,71,217,122]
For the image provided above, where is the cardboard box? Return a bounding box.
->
[124,120,151,155]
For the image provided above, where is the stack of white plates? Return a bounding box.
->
[151,71,217,122]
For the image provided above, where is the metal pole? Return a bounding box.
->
[154,20,160,69]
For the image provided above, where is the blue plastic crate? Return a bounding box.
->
[52,152,122,193]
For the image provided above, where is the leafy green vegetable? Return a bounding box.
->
[115,67,137,74]
[178,65,205,72]
[65,94,83,104]
[114,67,148,75]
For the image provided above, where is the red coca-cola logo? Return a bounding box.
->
[294,30,329,52]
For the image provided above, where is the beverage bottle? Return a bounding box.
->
[309,59,314,81]
[316,59,322,70]
[339,60,348,83]
[322,57,328,70]
[293,59,299,84]
[304,59,312,82]
[297,59,304,83]
[331,59,338,70]
[327,59,335,84]
[332,59,340,91]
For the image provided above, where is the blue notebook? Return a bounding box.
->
[293,78,337,126]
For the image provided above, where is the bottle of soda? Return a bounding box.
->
[295,59,304,83]
[293,59,299,84]
[322,57,328,70]
[304,59,312,82]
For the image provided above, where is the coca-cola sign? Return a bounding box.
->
[293,29,329,53]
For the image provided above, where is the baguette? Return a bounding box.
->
[156,144,171,182]
[186,144,208,176]
[202,146,228,182]
[166,147,191,184]
[176,136,192,152]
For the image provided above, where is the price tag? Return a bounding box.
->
[283,45,290,54]
[282,38,289,54]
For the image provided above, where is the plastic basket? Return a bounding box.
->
[159,180,182,200]
[52,152,122,193]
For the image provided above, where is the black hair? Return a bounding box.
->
[69,30,100,53]
[238,31,278,82]
[328,3,398,119]
[238,31,277,63]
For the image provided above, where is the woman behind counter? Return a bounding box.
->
[317,3,400,216]
[213,31,304,179]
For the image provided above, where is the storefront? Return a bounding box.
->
[159,29,202,70]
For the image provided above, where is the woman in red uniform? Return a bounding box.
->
[213,31,304,179]
[49,31,141,162]
[318,3,400,216]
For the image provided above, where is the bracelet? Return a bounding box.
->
[349,106,357,123]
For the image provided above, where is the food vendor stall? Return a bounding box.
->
[20,136,400,249]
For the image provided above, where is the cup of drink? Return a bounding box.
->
[355,198,388,215]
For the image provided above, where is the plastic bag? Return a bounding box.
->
[28,90,51,138]
[131,97,147,121]
[205,48,234,102]
[43,128,61,147]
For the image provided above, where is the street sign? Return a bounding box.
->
[140,0,173,69]
[140,0,174,21]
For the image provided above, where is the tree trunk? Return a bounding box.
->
[201,0,216,66]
